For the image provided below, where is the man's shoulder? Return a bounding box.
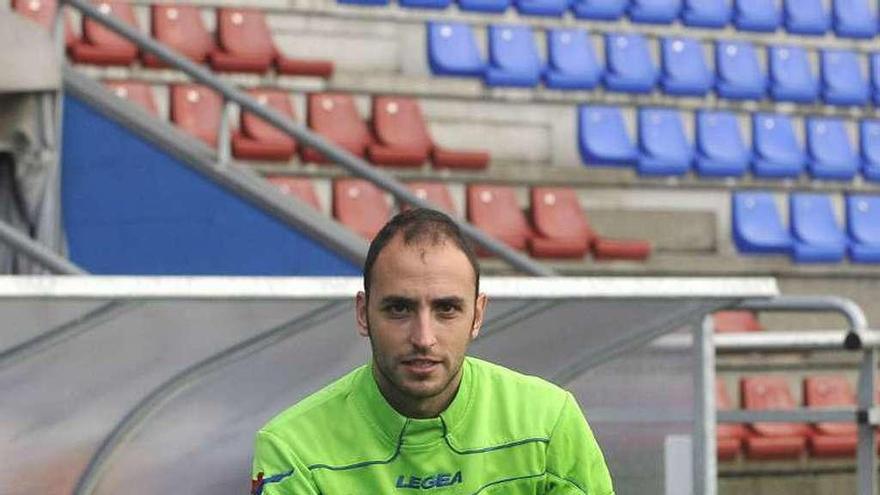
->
[468,356,569,405]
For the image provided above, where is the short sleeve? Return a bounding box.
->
[544,393,614,495]
[251,430,320,495]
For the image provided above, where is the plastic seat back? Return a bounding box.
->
[637,108,692,176]
[806,118,859,180]
[695,111,750,176]
[846,195,880,246]
[752,113,804,178]
[240,89,297,148]
[458,0,510,13]
[603,33,657,93]
[485,25,543,87]
[713,310,763,332]
[372,96,433,155]
[661,37,712,95]
[306,93,372,159]
[333,179,391,240]
[515,0,568,16]
[682,0,730,27]
[544,29,601,89]
[732,191,792,254]
[871,54,880,105]
[12,0,77,46]
[530,187,591,243]
[467,185,533,251]
[267,177,321,211]
[216,9,275,59]
[81,0,138,53]
[571,0,627,19]
[150,5,215,63]
[716,41,765,99]
[170,84,223,147]
[804,375,857,436]
[628,0,681,24]
[427,22,486,77]
[833,0,877,38]
[860,120,880,180]
[821,50,869,105]
[578,106,638,166]
[741,376,810,437]
[104,81,158,116]
[769,45,818,102]
[783,0,828,34]
[406,182,456,214]
[733,0,779,31]
[790,193,848,250]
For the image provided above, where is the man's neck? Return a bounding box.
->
[372,365,463,419]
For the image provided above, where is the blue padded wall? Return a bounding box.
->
[61,95,360,275]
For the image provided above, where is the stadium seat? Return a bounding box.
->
[806,118,859,180]
[232,89,297,162]
[783,0,828,35]
[713,310,763,332]
[405,182,457,214]
[832,0,877,38]
[338,0,389,6]
[68,0,139,66]
[716,379,748,460]
[741,376,809,459]
[210,9,333,77]
[790,193,847,263]
[733,0,779,32]
[544,29,602,90]
[530,187,651,260]
[578,106,638,167]
[11,0,78,48]
[768,45,818,103]
[637,108,692,176]
[427,22,486,77]
[871,54,880,105]
[458,0,510,13]
[682,0,730,27]
[515,0,568,16]
[804,375,857,457]
[628,0,681,24]
[846,194,880,263]
[752,113,805,179]
[603,33,658,93]
[400,0,453,9]
[571,0,627,19]
[267,176,321,211]
[170,84,223,147]
[370,96,490,169]
[104,81,159,116]
[485,25,543,88]
[715,41,765,100]
[732,191,793,255]
[333,179,390,240]
[860,120,880,182]
[820,50,869,106]
[143,5,216,68]
[660,37,712,96]
[467,185,533,253]
[301,93,372,164]
[695,111,750,177]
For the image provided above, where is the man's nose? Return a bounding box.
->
[409,309,438,349]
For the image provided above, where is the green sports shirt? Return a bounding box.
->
[252,357,614,494]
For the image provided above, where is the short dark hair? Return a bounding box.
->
[363,208,480,298]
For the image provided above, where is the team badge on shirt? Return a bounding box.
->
[251,469,295,495]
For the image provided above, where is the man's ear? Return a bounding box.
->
[355,291,370,338]
[470,292,488,340]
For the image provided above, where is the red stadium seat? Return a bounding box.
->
[741,376,809,459]
[103,80,158,116]
[716,378,748,461]
[210,8,333,77]
[333,179,390,240]
[143,4,215,68]
[713,310,763,333]
[267,176,321,211]
[530,187,651,260]
[370,96,489,169]
[11,0,78,48]
[467,185,533,254]
[170,84,223,147]
[69,0,139,66]
[232,89,297,161]
[405,182,457,214]
[804,375,857,457]
[301,93,372,164]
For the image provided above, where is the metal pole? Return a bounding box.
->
[693,315,716,495]
[60,0,554,277]
[0,220,85,275]
[856,348,877,495]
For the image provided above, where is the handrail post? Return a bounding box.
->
[217,99,232,167]
[693,314,717,495]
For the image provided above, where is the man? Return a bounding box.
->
[252,208,614,494]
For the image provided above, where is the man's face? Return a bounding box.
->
[356,235,487,404]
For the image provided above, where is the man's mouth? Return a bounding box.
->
[401,358,440,373]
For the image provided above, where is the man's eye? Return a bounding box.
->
[387,304,410,316]
[437,304,460,316]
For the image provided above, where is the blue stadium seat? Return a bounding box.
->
[629,0,682,24]
[768,45,818,103]
[790,193,847,263]
[516,0,568,16]
[427,22,486,77]
[734,0,779,32]
[806,118,859,180]
[637,108,693,176]
[871,54,880,105]
[571,0,627,19]
[661,37,713,96]
[821,50,869,106]
[544,29,602,90]
[485,25,543,87]
[459,0,510,13]
[846,194,880,262]
[339,0,389,5]
[716,41,766,100]
[578,106,638,166]
[783,0,828,34]
[832,0,877,38]
[860,120,880,182]
[400,0,453,9]
[732,192,793,254]
[752,113,805,179]
[682,0,730,27]
[604,33,658,93]
[695,111,750,177]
